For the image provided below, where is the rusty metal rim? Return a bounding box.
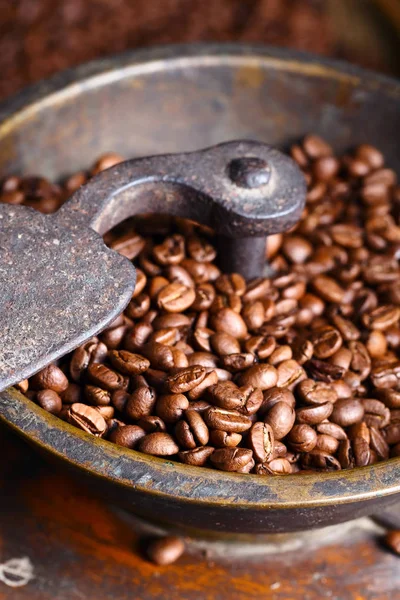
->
[0,43,399,133]
[0,44,399,509]
[2,386,400,509]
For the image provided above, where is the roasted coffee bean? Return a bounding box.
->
[85,385,111,406]
[276,360,306,389]
[312,275,347,304]
[150,276,175,301]
[109,350,150,375]
[384,531,400,557]
[207,381,245,410]
[349,341,371,381]
[330,398,364,427]
[238,364,278,390]
[100,320,128,349]
[215,273,246,296]
[237,458,256,473]
[124,322,153,351]
[370,362,400,389]
[187,370,219,400]
[36,389,62,415]
[166,366,207,393]
[303,134,333,158]
[361,399,390,429]
[125,386,156,420]
[244,335,276,359]
[139,432,179,456]
[110,231,145,260]
[256,458,293,475]
[178,446,214,466]
[187,236,216,263]
[347,421,370,444]
[242,278,270,303]
[338,439,354,469]
[152,313,191,331]
[153,234,185,265]
[87,364,128,392]
[263,401,296,440]
[210,447,254,472]
[301,451,341,471]
[221,353,255,372]
[155,394,189,423]
[268,345,293,366]
[187,351,218,368]
[377,389,400,409]
[157,282,195,312]
[315,434,339,455]
[192,283,215,311]
[137,415,166,433]
[316,421,347,441]
[369,426,389,460]
[125,293,151,320]
[297,379,337,405]
[14,379,29,394]
[213,368,233,382]
[242,301,265,331]
[67,403,107,437]
[209,430,242,448]
[61,383,82,405]
[204,407,252,433]
[260,387,296,415]
[362,305,400,331]
[239,385,264,416]
[292,338,314,365]
[310,326,342,359]
[329,347,352,371]
[248,422,274,463]
[366,330,387,358]
[96,405,115,420]
[282,235,313,264]
[70,339,104,382]
[31,364,69,393]
[385,423,400,446]
[305,359,345,382]
[175,409,209,448]
[210,308,248,339]
[141,342,175,371]
[108,425,146,448]
[146,536,185,566]
[296,401,333,425]
[352,437,371,467]
[287,424,317,453]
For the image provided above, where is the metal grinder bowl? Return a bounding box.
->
[0,45,399,538]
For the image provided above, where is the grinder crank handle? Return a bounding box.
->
[57,140,306,279]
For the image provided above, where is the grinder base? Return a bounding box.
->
[3,427,400,600]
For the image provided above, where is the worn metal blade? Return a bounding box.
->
[0,204,136,391]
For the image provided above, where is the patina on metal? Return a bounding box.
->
[0,45,399,537]
[0,140,304,393]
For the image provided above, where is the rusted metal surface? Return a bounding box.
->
[0,45,399,537]
[0,204,136,392]
[0,139,304,392]
[2,387,400,536]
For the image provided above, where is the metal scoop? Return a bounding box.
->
[0,140,306,392]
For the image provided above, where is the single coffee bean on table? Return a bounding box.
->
[7,135,400,475]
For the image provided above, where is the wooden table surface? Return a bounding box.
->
[1,424,400,600]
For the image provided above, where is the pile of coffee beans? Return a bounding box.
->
[3,135,400,475]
